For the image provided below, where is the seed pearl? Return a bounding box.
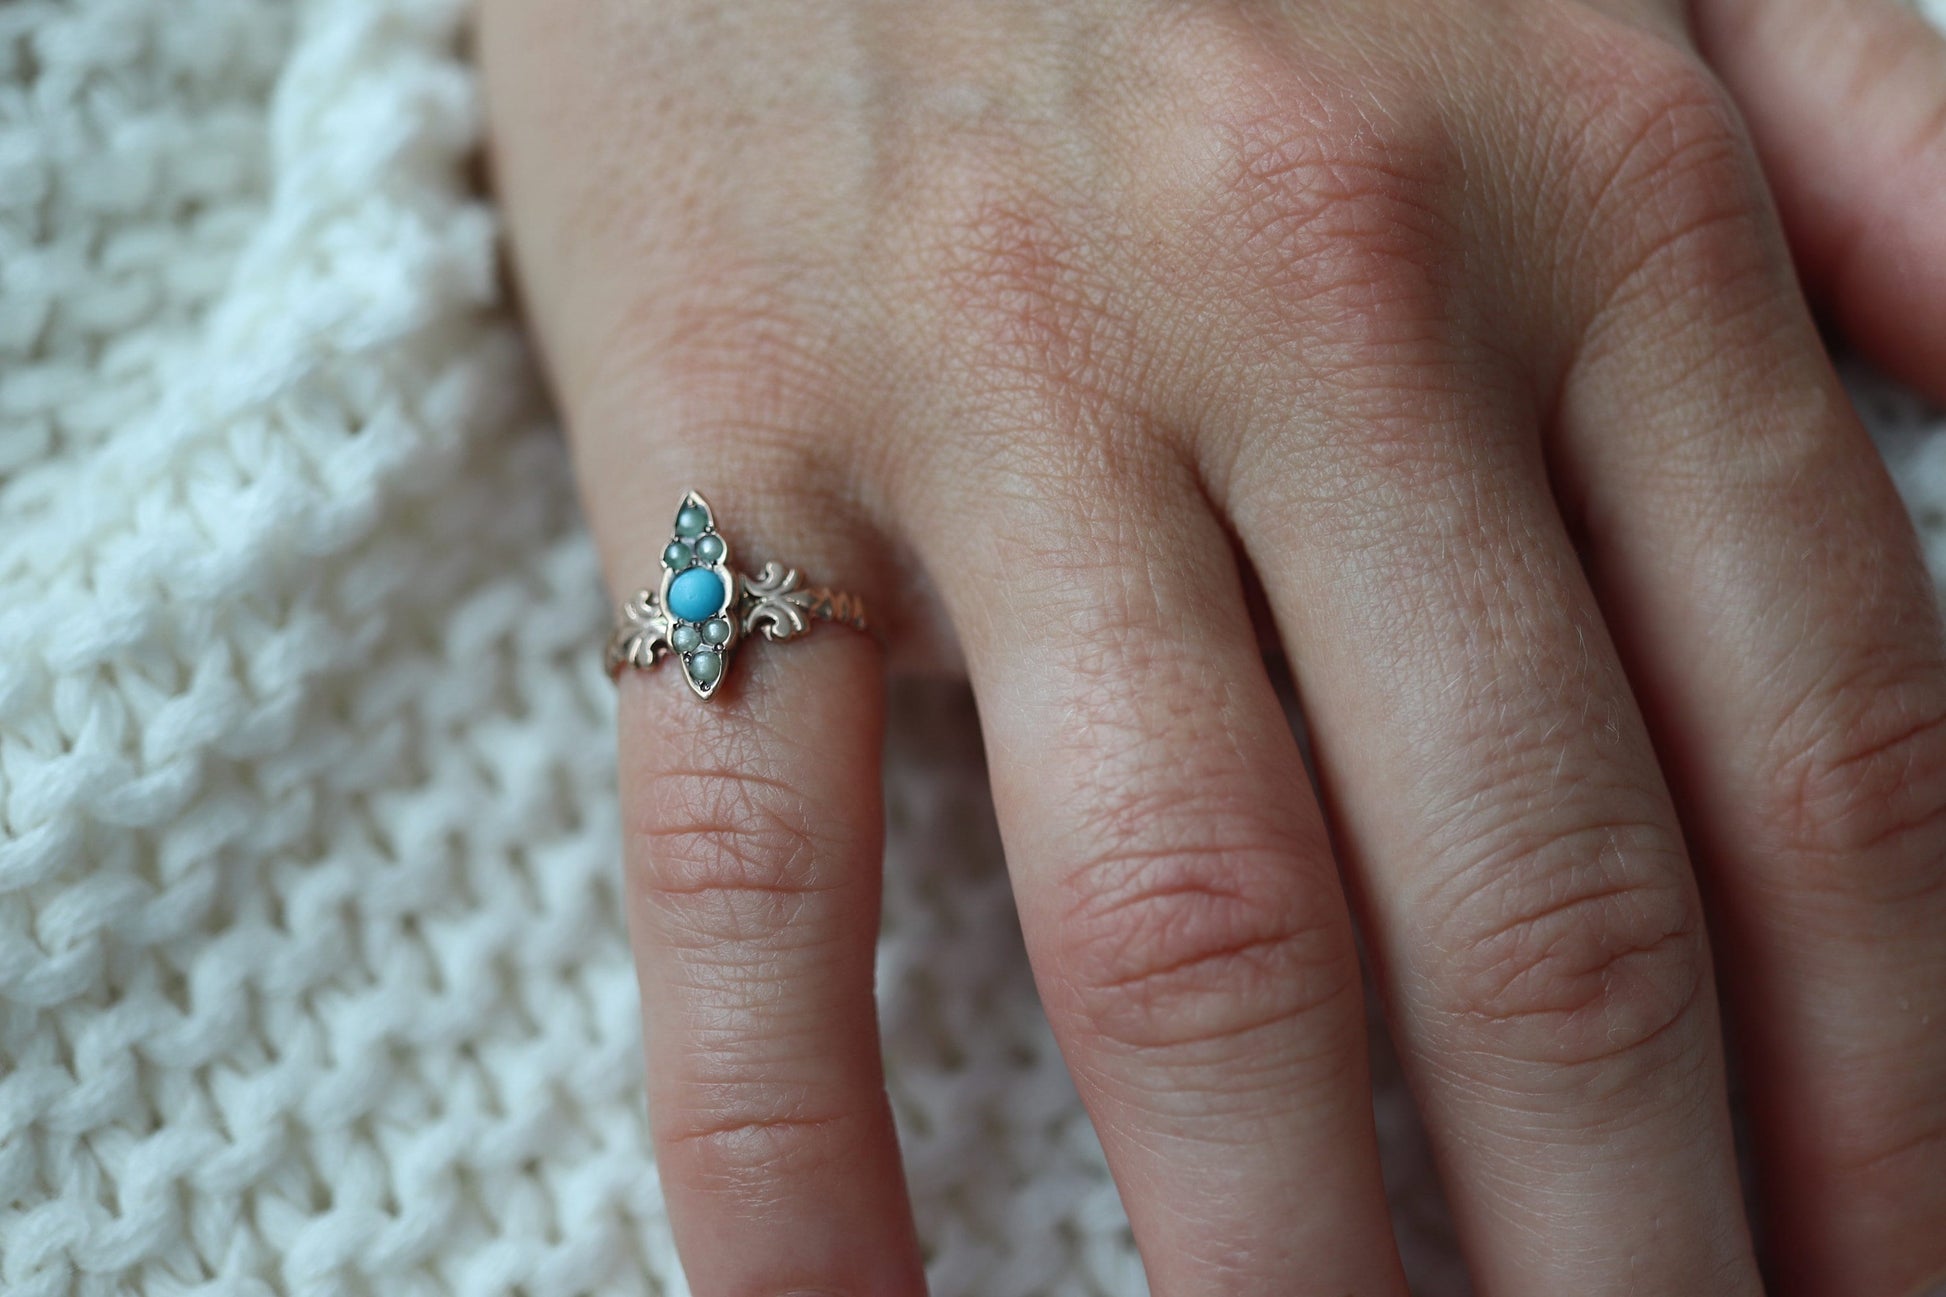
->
[702,617,732,645]
[695,534,725,562]
[662,542,692,569]
[675,505,709,538]
[687,648,723,685]
[671,624,702,653]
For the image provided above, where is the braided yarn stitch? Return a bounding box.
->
[1,1,1942,1294]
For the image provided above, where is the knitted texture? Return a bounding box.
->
[1,1,1942,1294]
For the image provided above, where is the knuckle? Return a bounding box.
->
[1422,811,1709,1075]
[1555,30,1773,313]
[585,275,850,477]
[1894,51,1946,171]
[899,145,1134,413]
[1048,799,1356,1056]
[1766,656,1946,905]
[656,1103,859,1189]
[1228,122,1447,298]
[1821,25,1946,279]
[660,285,832,407]
[631,763,845,948]
[1134,14,1460,352]
[1835,10,1946,171]
[1118,6,1482,463]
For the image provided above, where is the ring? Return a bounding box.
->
[604,490,871,699]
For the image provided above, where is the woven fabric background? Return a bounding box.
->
[2,1,1941,1293]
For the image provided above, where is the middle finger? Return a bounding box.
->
[901,421,1408,1293]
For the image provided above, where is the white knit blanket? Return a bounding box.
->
[3,2,1942,1294]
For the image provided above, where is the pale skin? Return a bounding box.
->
[475,0,1946,1292]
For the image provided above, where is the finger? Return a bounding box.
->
[479,6,931,1283]
[1074,44,1765,1282]
[615,506,923,1297]
[1241,425,1761,1292]
[1689,0,1946,402]
[905,450,1408,1296]
[1197,294,1760,1290]
[1548,61,1946,1297]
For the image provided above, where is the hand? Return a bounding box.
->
[476,0,1946,1292]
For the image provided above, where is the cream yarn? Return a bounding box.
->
[2,1,1941,1294]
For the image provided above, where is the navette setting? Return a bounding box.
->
[604,490,871,700]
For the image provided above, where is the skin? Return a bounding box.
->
[475,0,1946,1293]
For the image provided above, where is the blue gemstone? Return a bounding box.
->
[667,567,726,622]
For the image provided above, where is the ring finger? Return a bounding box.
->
[604,472,923,1294]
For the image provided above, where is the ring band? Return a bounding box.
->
[604,490,870,699]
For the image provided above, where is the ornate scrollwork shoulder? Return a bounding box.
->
[604,588,673,678]
[739,562,870,642]
[740,561,812,642]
